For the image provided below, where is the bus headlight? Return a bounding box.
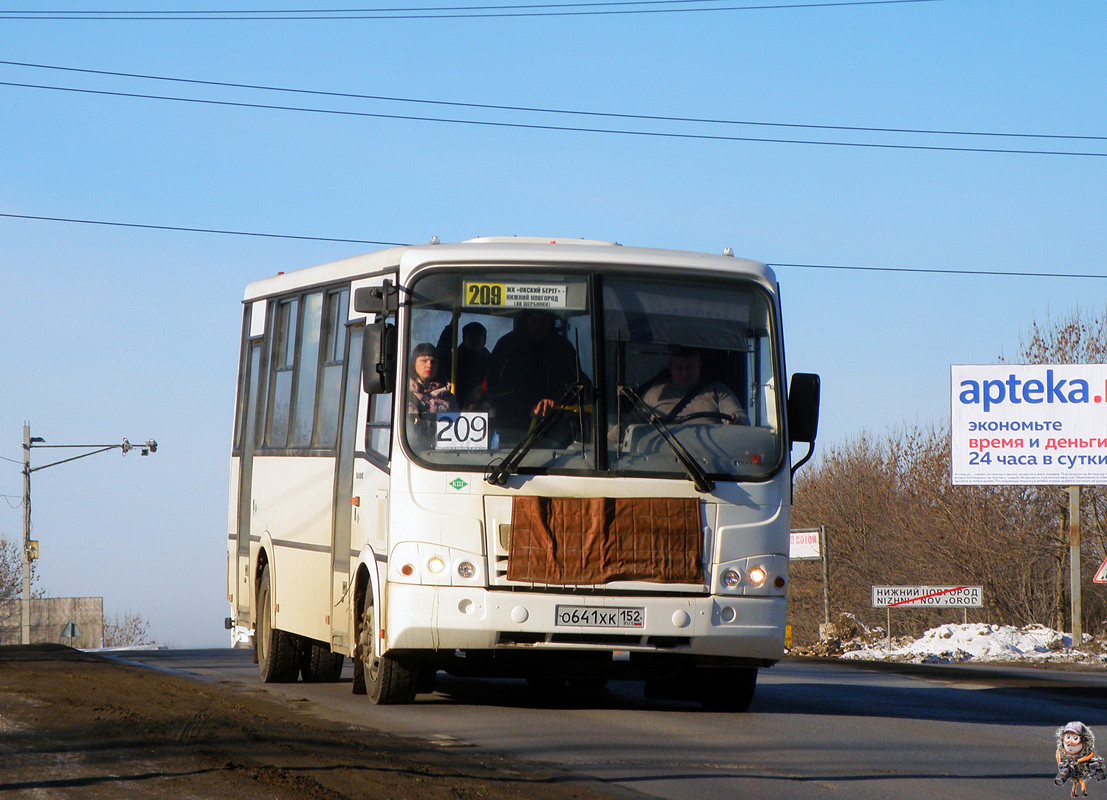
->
[747,566,768,586]
[388,542,486,585]
[721,569,741,588]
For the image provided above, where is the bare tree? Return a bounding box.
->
[103,612,153,648]
[0,535,38,602]
[788,306,1107,645]
[791,426,1067,642]
[1005,307,1107,634]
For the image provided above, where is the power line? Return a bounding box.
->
[768,262,1107,280]
[0,0,945,20]
[2,0,748,12]
[4,80,1105,158]
[3,59,1102,144]
[4,211,1107,281]
[0,213,403,245]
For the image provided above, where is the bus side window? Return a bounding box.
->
[316,288,350,449]
[351,326,392,462]
[266,297,299,448]
[366,393,393,460]
[290,291,324,448]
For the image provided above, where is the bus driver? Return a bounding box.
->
[640,347,749,425]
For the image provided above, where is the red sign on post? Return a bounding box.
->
[1094,558,1107,584]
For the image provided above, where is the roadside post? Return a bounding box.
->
[790,526,831,636]
[872,586,984,650]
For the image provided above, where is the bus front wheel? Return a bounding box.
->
[256,565,299,683]
[358,592,417,704]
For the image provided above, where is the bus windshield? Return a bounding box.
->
[404,269,782,481]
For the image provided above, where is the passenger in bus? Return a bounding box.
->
[487,310,583,434]
[435,321,491,410]
[407,343,458,429]
[640,347,749,425]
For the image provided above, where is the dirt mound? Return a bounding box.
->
[0,645,612,799]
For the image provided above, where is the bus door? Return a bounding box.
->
[330,325,363,651]
[236,338,263,623]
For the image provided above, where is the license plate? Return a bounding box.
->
[555,606,644,628]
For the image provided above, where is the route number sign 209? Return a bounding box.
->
[434,412,489,450]
[464,281,568,309]
[466,282,504,306]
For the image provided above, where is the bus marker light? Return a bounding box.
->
[400,564,415,577]
[774,576,786,589]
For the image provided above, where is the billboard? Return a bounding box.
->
[951,364,1107,485]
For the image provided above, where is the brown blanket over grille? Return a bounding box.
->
[506,496,703,585]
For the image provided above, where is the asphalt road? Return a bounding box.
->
[116,648,1107,800]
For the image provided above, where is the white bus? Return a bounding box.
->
[226,237,819,710]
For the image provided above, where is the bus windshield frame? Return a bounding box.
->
[401,266,785,483]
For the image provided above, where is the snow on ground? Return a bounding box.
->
[809,618,1107,665]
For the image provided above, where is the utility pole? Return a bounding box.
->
[20,423,157,645]
[21,425,35,645]
[1070,486,1082,647]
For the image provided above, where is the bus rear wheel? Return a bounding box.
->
[301,641,344,683]
[256,565,299,683]
[358,592,417,704]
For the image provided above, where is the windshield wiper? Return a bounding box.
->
[486,383,586,486]
[618,384,715,493]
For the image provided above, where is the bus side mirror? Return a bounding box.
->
[787,373,820,445]
[363,322,397,394]
[354,280,400,315]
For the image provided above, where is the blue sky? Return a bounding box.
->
[1,1,1104,646]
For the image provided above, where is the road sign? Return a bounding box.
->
[871,585,983,608]
[1094,558,1107,584]
[789,528,821,560]
[61,622,79,639]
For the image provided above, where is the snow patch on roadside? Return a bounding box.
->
[837,623,1107,664]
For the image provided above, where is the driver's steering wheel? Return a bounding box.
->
[671,411,736,425]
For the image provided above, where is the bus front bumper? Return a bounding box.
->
[384,584,785,661]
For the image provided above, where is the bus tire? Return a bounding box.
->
[698,666,757,712]
[301,641,344,683]
[256,565,299,683]
[358,591,417,704]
